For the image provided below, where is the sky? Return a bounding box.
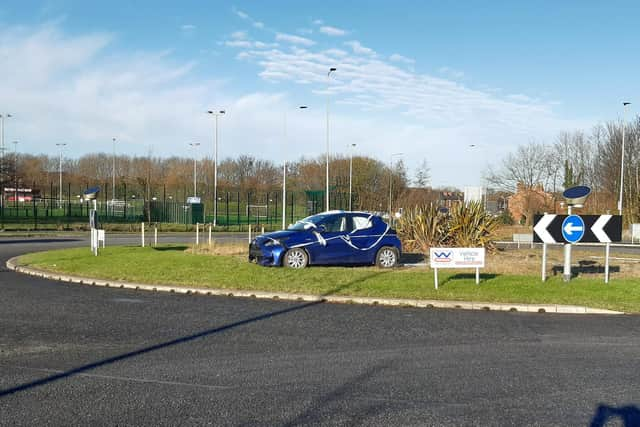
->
[0,1,639,188]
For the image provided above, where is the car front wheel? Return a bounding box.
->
[376,246,399,268]
[284,248,309,269]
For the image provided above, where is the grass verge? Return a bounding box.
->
[15,245,640,313]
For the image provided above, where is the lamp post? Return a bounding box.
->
[349,143,356,211]
[619,102,631,216]
[389,153,404,218]
[112,137,117,200]
[56,143,67,207]
[0,113,12,165]
[12,140,18,203]
[282,105,308,229]
[207,110,225,226]
[189,142,200,197]
[326,67,337,211]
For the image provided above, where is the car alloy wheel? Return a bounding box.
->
[376,247,398,268]
[285,248,308,268]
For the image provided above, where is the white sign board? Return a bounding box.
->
[429,247,485,289]
[463,186,484,204]
[632,224,640,244]
[430,247,485,268]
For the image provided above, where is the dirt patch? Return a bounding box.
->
[403,247,640,278]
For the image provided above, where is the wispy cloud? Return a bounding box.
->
[275,32,315,46]
[231,31,248,40]
[439,66,464,80]
[0,24,224,157]
[180,24,196,33]
[345,40,376,56]
[319,25,347,37]
[389,53,415,65]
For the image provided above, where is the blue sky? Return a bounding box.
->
[0,1,638,187]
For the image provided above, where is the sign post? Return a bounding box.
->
[430,248,485,290]
[533,185,622,284]
[84,187,100,256]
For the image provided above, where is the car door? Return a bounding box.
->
[346,214,379,263]
[307,214,353,264]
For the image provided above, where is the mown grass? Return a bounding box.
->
[16,245,640,313]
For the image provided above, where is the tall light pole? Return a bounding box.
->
[56,143,67,207]
[189,142,201,197]
[389,153,404,218]
[0,113,12,164]
[207,110,225,226]
[112,137,117,200]
[282,105,308,229]
[12,140,18,203]
[326,67,337,211]
[349,143,356,211]
[619,102,631,216]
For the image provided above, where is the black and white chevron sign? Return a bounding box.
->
[532,214,622,244]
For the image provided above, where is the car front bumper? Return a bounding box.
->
[248,241,286,266]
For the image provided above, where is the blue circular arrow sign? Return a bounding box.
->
[562,215,585,243]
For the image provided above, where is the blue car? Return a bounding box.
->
[249,211,402,268]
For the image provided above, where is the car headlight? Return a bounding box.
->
[264,237,289,247]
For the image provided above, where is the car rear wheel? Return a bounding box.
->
[376,246,398,268]
[284,248,309,269]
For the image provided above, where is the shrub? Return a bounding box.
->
[396,204,448,253]
[447,201,499,251]
[397,202,499,254]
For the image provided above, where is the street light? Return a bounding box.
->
[112,137,117,200]
[0,113,12,164]
[207,109,226,226]
[56,143,67,207]
[389,153,404,218]
[349,143,356,211]
[619,102,631,216]
[326,67,337,211]
[282,105,308,229]
[189,142,201,197]
[12,140,18,203]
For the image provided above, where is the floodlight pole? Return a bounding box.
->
[389,153,403,218]
[56,143,67,208]
[112,137,116,200]
[208,110,225,226]
[349,143,356,211]
[619,102,631,216]
[326,67,336,212]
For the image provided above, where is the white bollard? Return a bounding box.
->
[154,227,158,247]
[196,222,199,245]
[261,226,265,235]
[249,225,252,243]
[141,222,145,247]
[208,224,212,247]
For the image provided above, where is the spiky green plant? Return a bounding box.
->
[446,201,499,251]
[396,204,448,253]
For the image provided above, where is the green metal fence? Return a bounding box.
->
[0,189,356,231]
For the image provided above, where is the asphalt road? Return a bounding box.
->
[1,237,640,426]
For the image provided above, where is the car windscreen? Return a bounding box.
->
[287,213,340,231]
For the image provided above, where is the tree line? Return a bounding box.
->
[487,115,640,223]
[2,152,417,213]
